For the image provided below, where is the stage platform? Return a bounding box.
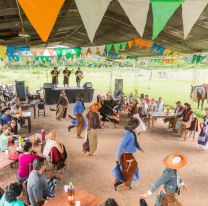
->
[43,83,94,105]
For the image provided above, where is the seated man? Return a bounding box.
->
[27,158,59,206]
[25,86,33,101]
[175,103,194,135]
[10,102,19,115]
[156,97,164,112]
[164,101,184,127]
[1,106,11,125]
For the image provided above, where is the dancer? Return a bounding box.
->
[85,103,101,156]
[112,118,143,190]
[141,151,188,206]
[56,91,68,120]
[197,107,208,151]
[68,94,86,138]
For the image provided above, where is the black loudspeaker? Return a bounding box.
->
[43,83,54,89]
[15,81,26,101]
[83,82,93,89]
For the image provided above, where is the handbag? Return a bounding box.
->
[198,131,208,146]
[140,198,148,206]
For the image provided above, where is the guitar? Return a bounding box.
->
[64,69,74,78]
[51,70,61,77]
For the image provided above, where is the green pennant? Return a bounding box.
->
[35,56,39,62]
[121,42,127,51]
[151,0,185,40]
[114,43,121,53]
[40,56,46,64]
[64,48,72,59]
[106,44,112,54]
[54,48,63,62]
[74,47,81,57]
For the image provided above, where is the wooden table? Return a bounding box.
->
[19,112,32,133]
[0,151,15,171]
[26,133,45,153]
[45,189,101,206]
[19,103,37,119]
[148,112,177,132]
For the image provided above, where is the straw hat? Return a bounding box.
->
[163,151,188,170]
[89,103,101,112]
[1,106,10,113]
[125,118,140,131]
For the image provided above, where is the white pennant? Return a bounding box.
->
[182,0,208,39]
[81,47,88,56]
[75,0,112,42]
[90,46,97,55]
[98,45,105,55]
[118,0,150,37]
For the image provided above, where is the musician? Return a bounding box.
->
[63,67,72,87]
[75,67,83,88]
[51,67,60,87]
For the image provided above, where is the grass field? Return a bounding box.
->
[0,66,207,119]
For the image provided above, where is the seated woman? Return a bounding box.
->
[102,198,119,206]
[43,130,63,161]
[1,107,11,125]
[0,182,24,206]
[138,98,148,117]
[175,103,194,136]
[149,98,157,112]
[10,119,18,135]
[17,142,41,182]
[0,125,11,151]
[156,97,164,112]
[128,98,138,117]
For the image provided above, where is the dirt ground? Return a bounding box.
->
[0,104,208,206]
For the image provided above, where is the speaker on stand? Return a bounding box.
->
[15,81,26,101]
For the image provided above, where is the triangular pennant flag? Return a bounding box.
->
[128,40,134,49]
[18,0,65,42]
[64,48,72,59]
[106,44,112,54]
[134,38,142,46]
[182,0,208,39]
[74,47,81,57]
[75,0,112,42]
[151,0,185,39]
[163,49,172,56]
[0,45,7,60]
[113,43,121,53]
[54,48,63,61]
[81,47,88,56]
[90,46,97,55]
[47,48,54,56]
[121,42,127,51]
[118,0,150,37]
[97,45,105,54]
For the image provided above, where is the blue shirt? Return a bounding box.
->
[2,114,11,125]
[73,100,85,116]
[0,194,24,206]
[116,130,139,159]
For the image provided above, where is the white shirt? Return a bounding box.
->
[43,139,57,157]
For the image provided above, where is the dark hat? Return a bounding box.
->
[176,101,181,104]
[125,118,140,131]
[1,106,10,113]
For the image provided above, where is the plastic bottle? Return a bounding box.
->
[68,182,75,205]
[19,107,23,117]
[18,136,24,148]
[41,129,46,142]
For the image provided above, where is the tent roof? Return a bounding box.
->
[1,0,208,56]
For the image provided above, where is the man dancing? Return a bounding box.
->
[51,67,60,88]
[75,67,83,88]
[63,67,72,87]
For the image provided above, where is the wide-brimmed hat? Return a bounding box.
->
[125,118,140,131]
[1,106,10,113]
[163,151,188,169]
[89,103,101,112]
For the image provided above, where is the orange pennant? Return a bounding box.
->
[172,51,179,56]
[18,0,65,42]
[47,48,54,56]
[128,40,134,49]
[144,41,152,50]
[163,49,172,56]
[134,38,142,46]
